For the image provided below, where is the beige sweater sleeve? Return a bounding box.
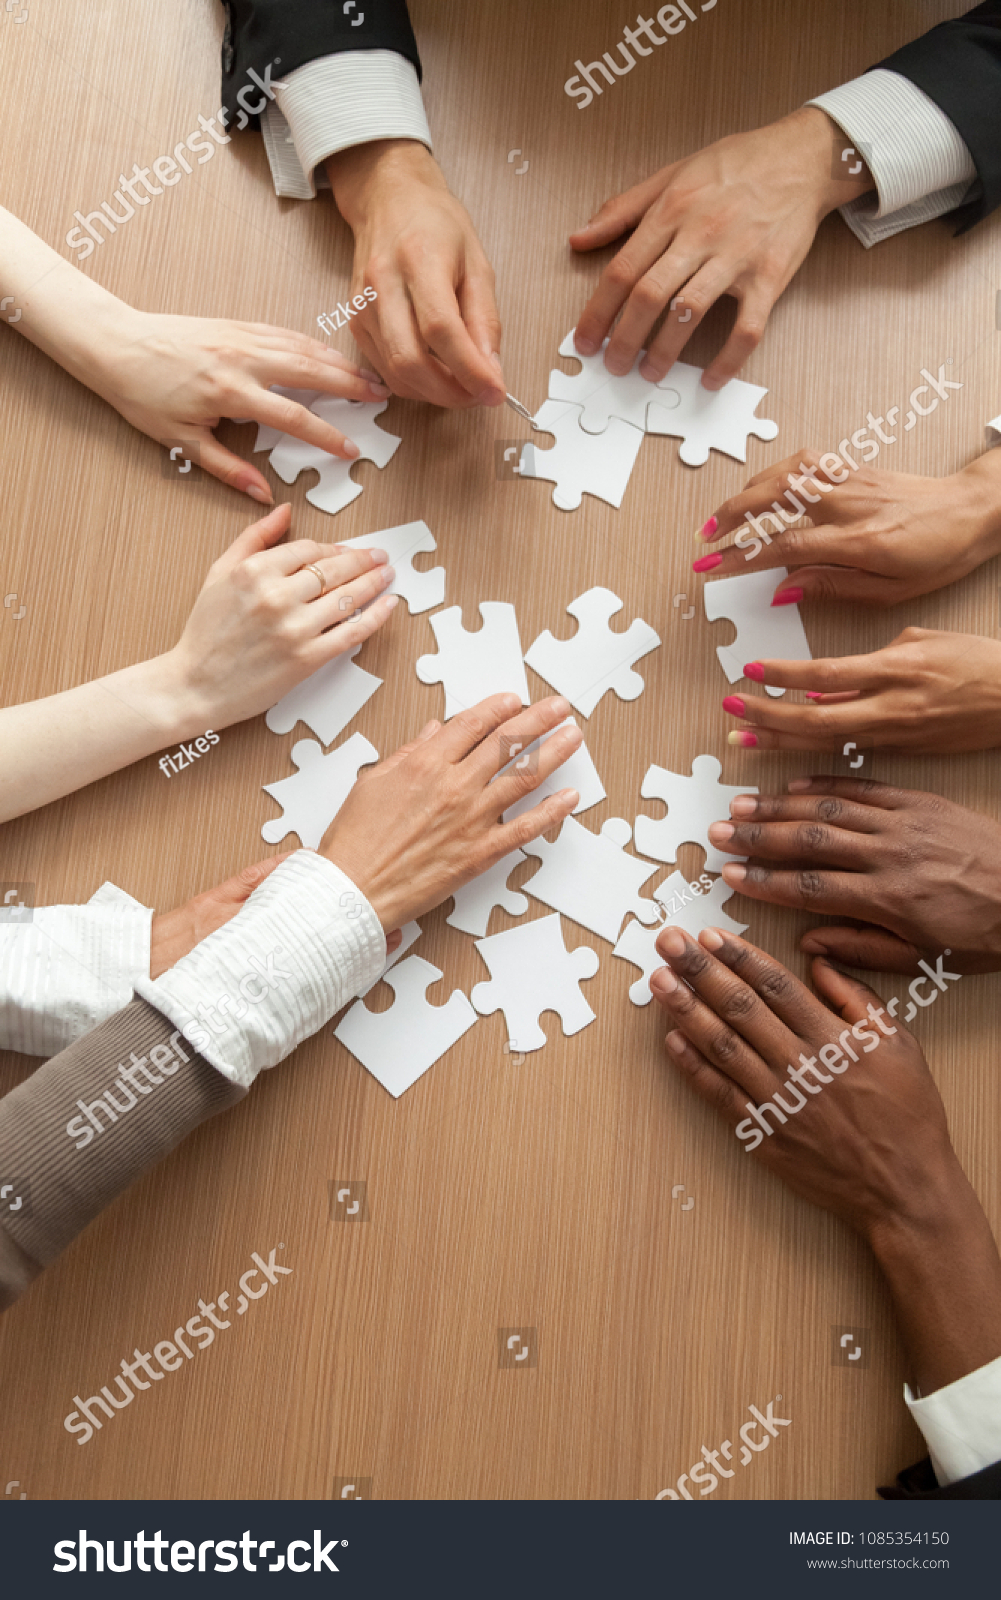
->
[0,998,245,1310]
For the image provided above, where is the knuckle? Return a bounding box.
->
[707,1024,741,1065]
[795,822,831,853]
[719,985,756,1023]
[758,966,796,1007]
[794,869,824,902]
[815,798,844,824]
[631,280,665,316]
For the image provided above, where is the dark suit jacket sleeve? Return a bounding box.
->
[879,1454,1001,1499]
[875,1,1001,232]
[219,0,422,130]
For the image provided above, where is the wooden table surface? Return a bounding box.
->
[1,0,998,1502]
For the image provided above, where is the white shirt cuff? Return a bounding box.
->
[0,883,152,1058]
[987,413,1001,449]
[904,1354,1001,1486]
[807,69,976,249]
[135,850,386,1089]
[261,50,432,201]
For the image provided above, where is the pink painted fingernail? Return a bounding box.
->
[727,731,758,748]
[700,516,718,539]
[722,696,745,716]
[771,587,803,607]
[744,662,765,681]
[692,552,723,573]
[805,691,823,701]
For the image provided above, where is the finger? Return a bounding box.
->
[707,815,873,870]
[492,786,581,859]
[720,859,874,920]
[195,433,275,504]
[410,267,505,404]
[808,955,907,1030]
[457,260,504,389]
[447,694,572,770]
[661,1027,748,1130]
[700,283,775,390]
[285,544,390,600]
[654,926,808,1066]
[250,389,362,461]
[306,564,396,630]
[738,654,888,695]
[774,564,906,608]
[783,775,912,810]
[209,503,292,574]
[238,324,375,372]
[486,719,584,813]
[367,281,478,408]
[634,258,737,381]
[301,591,399,665]
[721,790,888,831]
[646,939,781,1102]
[222,851,293,901]
[378,719,442,775]
[256,349,390,403]
[704,448,836,539]
[693,928,846,1039]
[574,223,687,355]
[800,925,923,974]
[385,928,403,958]
[431,694,529,763]
[696,525,852,579]
[569,169,676,253]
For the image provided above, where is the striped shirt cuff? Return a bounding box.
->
[905,1354,1001,1487]
[261,50,432,201]
[807,69,976,249]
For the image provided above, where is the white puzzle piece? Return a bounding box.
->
[359,921,423,998]
[471,913,600,1053]
[261,732,379,848]
[265,646,382,746]
[703,567,811,698]
[338,520,445,614]
[547,328,682,434]
[522,816,660,944]
[613,872,749,1006]
[268,398,401,515]
[416,602,530,720]
[519,399,644,512]
[446,850,528,937]
[335,955,477,1098]
[646,362,778,467]
[497,717,606,822]
[525,588,660,718]
[634,755,758,875]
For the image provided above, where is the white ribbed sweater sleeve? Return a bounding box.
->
[807,69,977,248]
[0,884,152,1058]
[905,1354,1001,1486]
[134,850,386,1089]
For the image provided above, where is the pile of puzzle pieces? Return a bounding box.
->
[518,329,778,511]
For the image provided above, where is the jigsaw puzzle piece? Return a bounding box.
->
[646,362,778,466]
[634,755,758,875]
[446,850,528,937]
[268,398,401,515]
[261,732,379,848]
[470,913,599,1053]
[338,520,445,614]
[519,399,643,511]
[524,587,660,717]
[522,816,660,944]
[416,602,530,721]
[497,717,606,822]
[548,328,681,434]
[703,568,811,698]
[613,872,749,1006]
[335,955,477,1098]
[265,646,382,746]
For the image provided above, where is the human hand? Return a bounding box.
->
[165,502,397,729]
[321,694,582,930]
[696,447,1001,604]
[326,140,506,408]
[569,109,872,388]
[649,929,1001,1393]
[91,308,391,502]
[704,776,1001,973]
[720,629,1001,755]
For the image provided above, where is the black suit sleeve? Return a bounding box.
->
[879,1454,1001,1499]
[875,1,1001,232]
[219,0,421,131]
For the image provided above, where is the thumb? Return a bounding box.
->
[195,432,275,507]
[211,502,293,576]
[777,565,905,608]
[801,925,923,975]
[808,954,900,1025]
[569,174,666,249]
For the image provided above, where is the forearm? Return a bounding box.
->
[0,653,205,824]
[958,446,1001,561]
[0,205,133,397]
[868,1163,1001,1396]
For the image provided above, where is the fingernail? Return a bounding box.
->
[771,588,803,607]
[722,863,747,883]
[383,595,400,611]
[476,387,504,406]
[708,821,735,843]
[692,552,723,573]
[367,381,391,398]
[728,731,758,748]
[368,549,389,565]
[247,484,273,504]
[638,358,665,382]
[550,696,571,716]
[722,696,745,716]
[787,778,812,792]
[700,516,718,539]
[489,351,503,371]
[700,928,724,951]
[360,369,382,382]
[665,1028,686,1053]
[744,662,765,682]
[575,335,597,355]
[559,787,580,806]
[382,566,397,586]
[702,375,725,392]
[804,691,823,701]
[730,795,757,817]
[658,928,686,957]
[800,935,826,953]
[343,441,361,459]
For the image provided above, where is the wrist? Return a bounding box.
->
[326,138,442,228]
[866,1155,982,1269]
[956,453,1001,562]
[119,651,218,746]
[791,106,874,221]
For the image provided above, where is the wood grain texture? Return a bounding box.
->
[0,0,998,1501]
